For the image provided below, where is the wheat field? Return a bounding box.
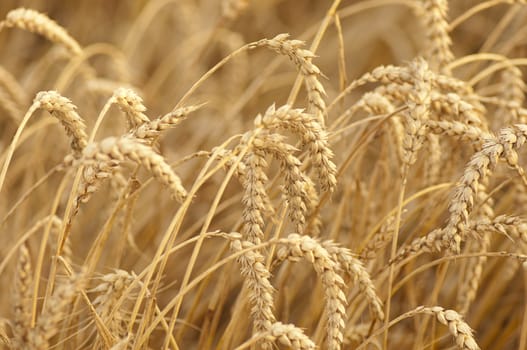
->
[1,0,527,349]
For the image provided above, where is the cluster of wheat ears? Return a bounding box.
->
[2,0,527,349]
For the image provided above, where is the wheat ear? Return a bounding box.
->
[276,234,346,350]
[27,273,85,350]
[254,133,314,234]
[321,241,384,321]
[247,322,316,350]
[402,58,432,170]
[442,125,527,253]
[457,179,495,314]
[81,136,187,202]
[226,233,276,349]
[12,244,32,349]
[35,91,88,155]
[249,34,326,125]
[472,215,527,244]
[91,269,140,343]
[112,88,150,129]
[133,104,203,141]
[0,8,82,56]
[496,64,526,125]
[414,306,480,350]
[241,145,270,245]
[255,104,337,192]
[421,0,454,71]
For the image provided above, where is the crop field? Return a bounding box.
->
[1,0,527,349]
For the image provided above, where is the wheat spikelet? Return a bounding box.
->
[390,227,445,265]
[81,136,187,202]
[12,244,32,349]
[421,0,454,71]
[225,232,276,349]
[276,234,346,350]
[0,8,82,56]
[34,91,88,155]
[321,241,384,321]
[255,104,337,192]
[333,64,412,109]
[112,88,150,129]
[248,34,326,124]
[211,147,249,185]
